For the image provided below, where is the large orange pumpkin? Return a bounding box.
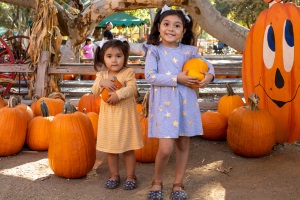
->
[201,111,228,140]
[26,100,53,151]
[217,83,244,119]
[227,93,276,157]
[134,91,159,163]
[0,97,7,108]
[0,96,27,156]
[48,102,96,178]
[86,112,99,140]
[242,2,300,143]
[101,78,122,102]
[77,93,101,113]
[31,93,65,116]
[182,58,209,88]
[4,96,35,123]
[33,97,64,116]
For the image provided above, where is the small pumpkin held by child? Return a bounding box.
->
[182,58,209,88]
[101,77,122,102]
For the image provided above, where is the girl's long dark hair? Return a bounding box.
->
[147,8,195,46]
[94,39,130,71]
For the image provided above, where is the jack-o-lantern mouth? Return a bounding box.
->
[254,78,300,108]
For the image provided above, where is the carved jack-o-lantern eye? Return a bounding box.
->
[263,25,275,69]
[283,19,294,72]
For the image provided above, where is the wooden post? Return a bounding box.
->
[35,51,49,97]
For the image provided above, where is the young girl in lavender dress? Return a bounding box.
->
[143,5,215,200]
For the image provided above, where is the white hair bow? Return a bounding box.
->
[160,4,191,22]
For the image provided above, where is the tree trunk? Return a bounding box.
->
[185,0,248,51]
[1,0,249,52]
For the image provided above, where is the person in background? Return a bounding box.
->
[217,40,224,54]
[143,4,214,200]
[91,39,143,190]
[103,22,114,40]
[83,38,95,59]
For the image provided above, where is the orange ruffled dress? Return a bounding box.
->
[91,67,143,153]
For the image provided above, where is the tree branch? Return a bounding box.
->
[1,0,249,51]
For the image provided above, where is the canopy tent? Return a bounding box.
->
[0,27,7,35]
[97,12,146,28]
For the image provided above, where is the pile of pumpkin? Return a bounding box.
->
[62,74,96,80]
[0,82,277,182]
[201,83,276,158]
[0,93,100,179]
[0,90,156,179]
[134,83,276,161]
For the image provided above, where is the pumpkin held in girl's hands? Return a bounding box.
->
[182,58,209,88]
[101,78,122,102]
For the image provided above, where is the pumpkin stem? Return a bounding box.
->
[141,90,150,117]
[10,95,22,104]
[136,91,144,104]
[63,102,77,114]
[247,93,260,110]
[48,92,66,102]
[7,96,19,108]
[226,83,235,96]
[32,94,40,102]
[40,100,50,117]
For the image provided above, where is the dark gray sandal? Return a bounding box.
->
[123,175,137,190]
[105,175,120,189]
[148,181,163,200]
[171,183,187,200]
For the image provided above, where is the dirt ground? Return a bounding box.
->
[1,137,300,200]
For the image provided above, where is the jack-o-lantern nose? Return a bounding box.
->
[275,68,284,89]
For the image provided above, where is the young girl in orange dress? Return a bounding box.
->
[91,39,143,190]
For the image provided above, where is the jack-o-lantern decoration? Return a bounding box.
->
[242,1,300,143]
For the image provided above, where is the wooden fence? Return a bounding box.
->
[0,52,243,111]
